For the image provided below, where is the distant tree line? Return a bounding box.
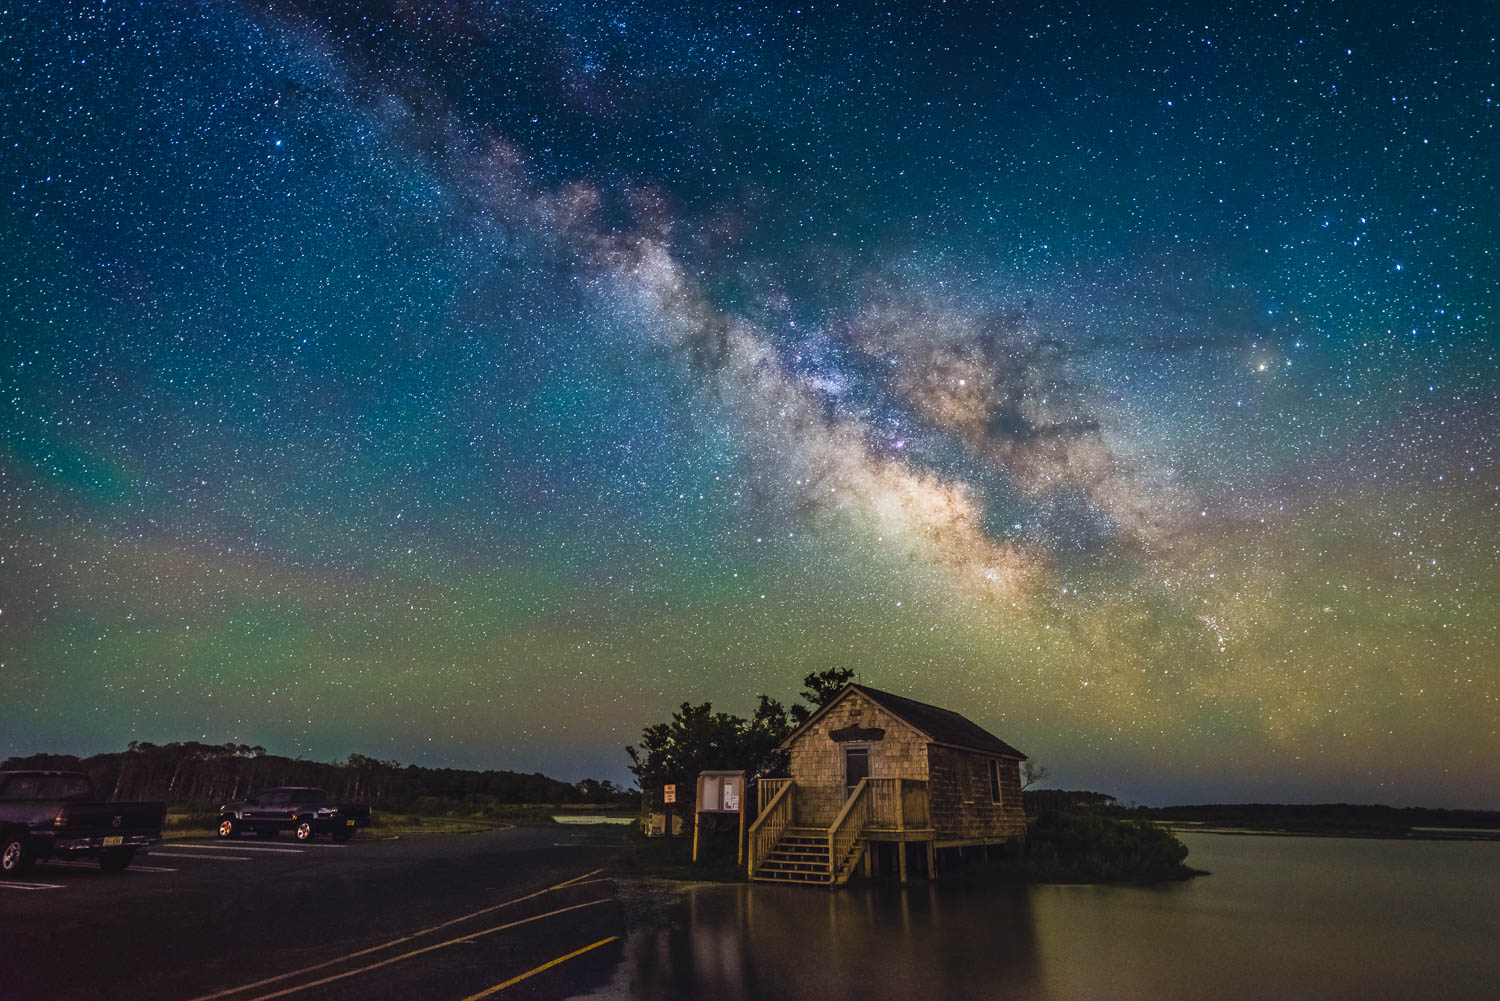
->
[1,741,635,813]
[1111,801,1500,834]
[1023,788,1118,816]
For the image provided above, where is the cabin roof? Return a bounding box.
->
[782,683,1027,759]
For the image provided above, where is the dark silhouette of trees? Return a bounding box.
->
[789,667,856,724]
[0,742,629,812]
[1021,760,1051,790]
[625,668,858,808]
[626,697,793,810]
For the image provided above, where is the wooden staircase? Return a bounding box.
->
[747,778,930,887]
[752,827,867,886]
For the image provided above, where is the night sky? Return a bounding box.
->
[2,1,1495,807]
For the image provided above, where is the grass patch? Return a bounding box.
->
[162,805,558,840]
[165,810,220,834]
[368,806,553,836]
[619,824,745,882]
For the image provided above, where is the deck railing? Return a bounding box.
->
[865,778,900,827]
[748,779,795,879]
[828,778,873,883]
[859,778,930,831]
[900,779,930,828]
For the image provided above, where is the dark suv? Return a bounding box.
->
[217,787,370,842]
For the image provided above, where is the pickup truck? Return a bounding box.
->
[0,770,166,877]
[218,787,371,842]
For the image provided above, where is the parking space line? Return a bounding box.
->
[39,860,179,873]
[283,843,347,848]
[457,935,619,1000]
[231,898,612,1001]
[170,844,306,855]
[552,842,626,847]
[151,851,253,861]
[0,880,66,890]
[183,868,609,1001]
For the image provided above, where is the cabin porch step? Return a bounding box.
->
[753,827,835,884]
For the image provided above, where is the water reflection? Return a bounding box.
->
[575,835,1500,1001]
[598,880,1042,1001]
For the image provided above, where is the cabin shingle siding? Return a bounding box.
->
[926,745,1026,843]
[783,686,1028,843]
[787,689,929,827]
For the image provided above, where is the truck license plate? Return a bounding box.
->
[103,836,124,847]
[346,819,355,826]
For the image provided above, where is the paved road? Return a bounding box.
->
[0,825,632,1001]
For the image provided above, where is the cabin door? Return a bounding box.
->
[844,747,870,798]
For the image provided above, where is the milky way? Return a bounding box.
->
[2,1,1495,805]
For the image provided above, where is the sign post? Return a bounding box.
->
[663,784,676,839]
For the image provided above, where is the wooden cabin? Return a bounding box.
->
[749,683,1027,886]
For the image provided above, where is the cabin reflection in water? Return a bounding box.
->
[613,881,1042,1001]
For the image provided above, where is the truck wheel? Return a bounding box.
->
[294,821,314,841]
[1,832,35,877]
[98,848,137,872]
[218,817,241,839]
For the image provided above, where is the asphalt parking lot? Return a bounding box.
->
[0,825,631,1001]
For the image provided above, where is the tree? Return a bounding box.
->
[625,698,794,809]
[789,667,856,724]
[1022,760,1051,790]
[624,669,861,805]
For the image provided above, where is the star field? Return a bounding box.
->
[1,1,1495,805]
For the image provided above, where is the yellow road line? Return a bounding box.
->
[456,936,620,1001]
[233,898,613,1001]
[552,868,606,889]
[184,867,608,1001]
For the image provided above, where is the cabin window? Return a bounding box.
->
[988,760,1003,804]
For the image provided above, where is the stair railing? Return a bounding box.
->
[828,777,872,884]
[748,779,794,879]
[757,777,791,815]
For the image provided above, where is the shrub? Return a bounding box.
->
[1021,812,1193,882]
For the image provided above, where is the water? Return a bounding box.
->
[579,833,1500,1000]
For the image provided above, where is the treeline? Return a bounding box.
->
[1024,789,1118,816]
[1111,802,1500,835]
[1,742,637,813]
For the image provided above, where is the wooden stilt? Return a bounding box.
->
[862,845,873,878]
[926,840,937,880]
[898,842,908,884]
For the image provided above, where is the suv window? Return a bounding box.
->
[40,775,93,800]
[0,775,41,800]
[0,774,92,800]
